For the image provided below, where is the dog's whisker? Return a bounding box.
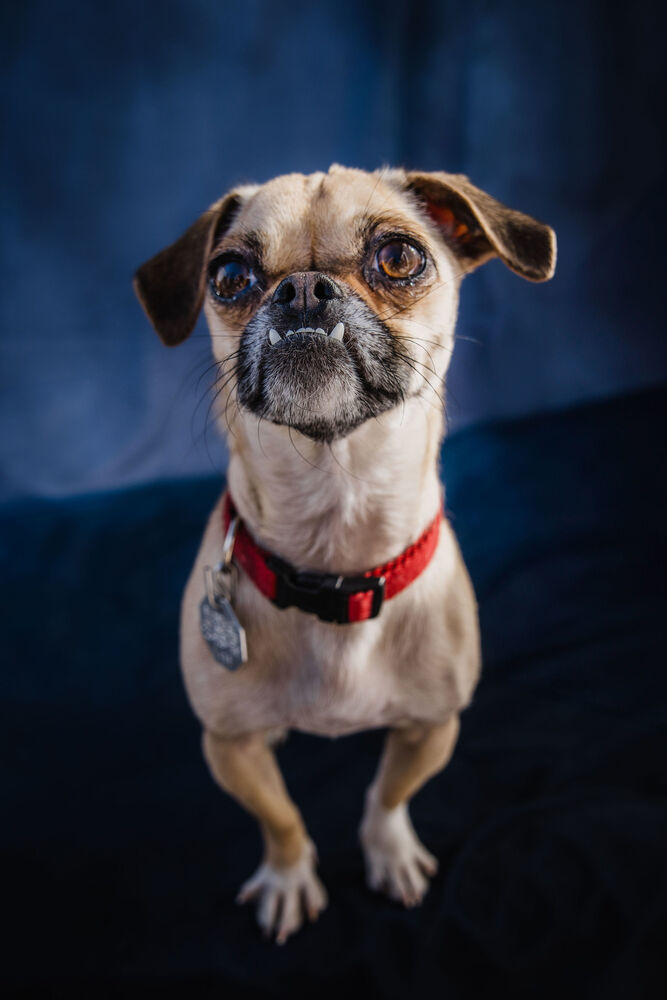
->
[194,351,241,397]
[359,165,390,224]
[199,369,238,448]
[324,441,378,485]
[223,385,240,439]
[453,333,482,345]
[395,326,455,348]
[187,349,245,448]
[377,267,468,326]
[287,425,328,473]
[394,337,441,375]
[183,352,236,458]
[393,350,446,409]
[393,343,441,382]
[199,371,235,430]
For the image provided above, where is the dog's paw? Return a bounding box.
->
[359,786,438,908]
[236,839,327,944]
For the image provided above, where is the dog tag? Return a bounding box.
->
[199,565,248,671]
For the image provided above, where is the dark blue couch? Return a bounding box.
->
[4,387,666,998]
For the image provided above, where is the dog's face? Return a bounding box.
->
[135,166,555,442]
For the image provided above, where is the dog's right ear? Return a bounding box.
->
[133,192,246,346]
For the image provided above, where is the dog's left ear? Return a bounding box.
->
[404,171,556,281]
[133,190,248,346]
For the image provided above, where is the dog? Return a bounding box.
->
[134,164,556,944]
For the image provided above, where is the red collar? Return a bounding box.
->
[222,492,441,625]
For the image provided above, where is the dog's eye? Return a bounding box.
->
[375,240,425,280]
[210,258,257,301]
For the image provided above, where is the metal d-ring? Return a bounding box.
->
[222,516,240,569]
[204,516,240,607]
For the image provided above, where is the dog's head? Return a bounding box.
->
[135,166,555,442]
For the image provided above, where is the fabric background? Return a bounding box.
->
[2,0,666,500]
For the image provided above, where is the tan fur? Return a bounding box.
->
[202,730,308,868]
[136,164,556,943]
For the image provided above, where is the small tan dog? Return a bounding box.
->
[135,165,555,944]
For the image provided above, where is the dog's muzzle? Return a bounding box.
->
[235,272,413,441]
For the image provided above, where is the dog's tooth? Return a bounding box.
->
[286,329,295,337]
[329,322,345,342]
[268,328,281,345]
[315,327,326,335]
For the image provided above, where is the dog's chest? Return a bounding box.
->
[280,620,409,736]
[181,546,430,739]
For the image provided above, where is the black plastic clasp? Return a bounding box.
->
[267,555,386,624]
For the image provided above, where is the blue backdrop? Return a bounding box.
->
[2,0,666,499]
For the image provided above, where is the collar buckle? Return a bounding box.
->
[267,555,386,624]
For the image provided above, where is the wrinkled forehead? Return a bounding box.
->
[224,168,429,276]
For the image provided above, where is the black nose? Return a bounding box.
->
[271,271,342,318]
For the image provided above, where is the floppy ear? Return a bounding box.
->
[404,171,556,281]
[133,192,244,346]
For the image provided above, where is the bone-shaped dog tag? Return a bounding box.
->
[199,565,248,671]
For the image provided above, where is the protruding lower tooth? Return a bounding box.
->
[315,327,325,335]
[286,329,295,337]
[268,328,281,345]
[329,322,345,342]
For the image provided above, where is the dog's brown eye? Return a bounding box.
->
[376,240,424,280]
[210,258,257,300]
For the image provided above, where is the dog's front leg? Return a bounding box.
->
[359,717,460,907]
[202,729,327,943]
